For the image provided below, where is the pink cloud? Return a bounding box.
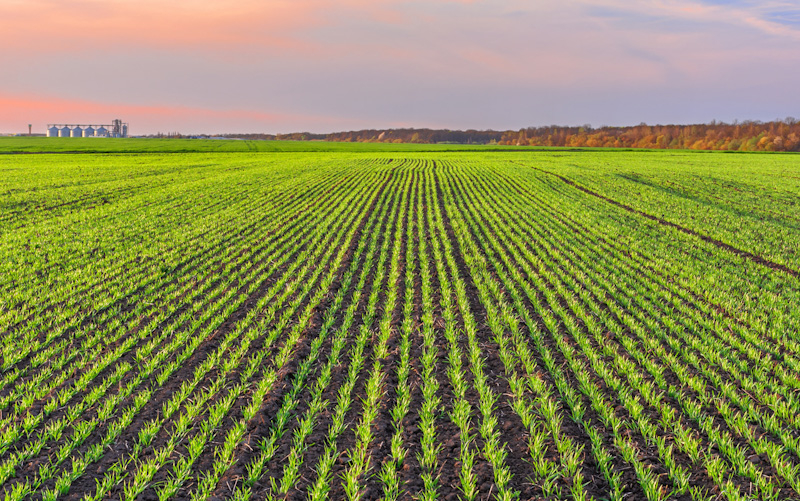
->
[1,0,797,132]
[0,92,347,133]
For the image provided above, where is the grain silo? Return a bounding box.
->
[45,119,127,138]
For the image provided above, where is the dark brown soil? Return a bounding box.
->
[7,158,799,501]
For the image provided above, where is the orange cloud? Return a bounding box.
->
[0,1,309,54]
[0,0,402,55]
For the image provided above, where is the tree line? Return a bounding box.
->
[220,118,800,151]
[498,119,800,151]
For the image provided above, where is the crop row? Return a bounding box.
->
[2,152,799,500]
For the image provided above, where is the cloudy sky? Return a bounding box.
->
[1,0,799,134]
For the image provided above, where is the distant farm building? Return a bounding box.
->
[46,119,128,138]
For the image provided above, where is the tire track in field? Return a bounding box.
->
[526,164,800,280]
[492,171,800,393]
[491,166,751,329]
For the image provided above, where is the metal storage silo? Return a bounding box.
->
[83,126,95,137]
[59,126,71,137]
[47,126,59,137]
[96,126,108,137]
[122,125,128,138]
[71,126,83,138]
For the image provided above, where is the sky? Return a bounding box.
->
[1,0,799,135]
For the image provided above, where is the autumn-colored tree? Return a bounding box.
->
[216,119,800,152]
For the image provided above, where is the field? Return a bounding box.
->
[1,143,800,501]
[0,137,528,153]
